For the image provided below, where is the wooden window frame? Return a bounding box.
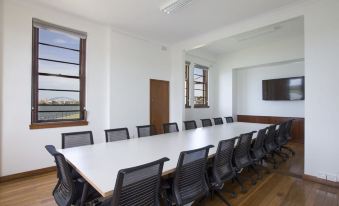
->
[185,62,191,108]
[193,66,209,108]
[30,23,88,129]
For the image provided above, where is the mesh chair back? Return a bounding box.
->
[251,128,268,160]
[62,131,94,149]
[183,120,197,130]
[225,117,234,123]
[285,119,293,140]
[173,145,214,205]
[45,145,76,206]
[137,125,154,138]
[201,119,212,127]
[105,128,130,142]
[163,122,179,133]
[264,125,278,153]
[213,117,224,125]
[212,138,236,185]
[276,122,288,146]
[233,132,255,169]
[110,157,169,206]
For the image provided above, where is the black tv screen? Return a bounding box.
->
[262,76,305,101]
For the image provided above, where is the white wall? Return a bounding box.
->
[0,0,174,176]
[235,60,304,117]
[304,0,339,180]
[109,32,171,138]
[184,50,217,127]
[172,0,339,180]
[0,0,111,176]
[0,0,4,175]
[215,34,304,119]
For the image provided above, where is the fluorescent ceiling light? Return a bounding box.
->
[161,0,195,14]
[234,26,282,42]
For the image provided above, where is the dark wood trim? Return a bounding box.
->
[0,166,56,183]
[303,174,339,188]
[31,26,39,124]
[79,38,86,120]
[194,105,210,108]
[30,120,88,129]
[204,69,208,106]
[237,115,304,144]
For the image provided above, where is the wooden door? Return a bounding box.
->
[150,79,169,134]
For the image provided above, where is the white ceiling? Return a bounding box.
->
[193,17,304,55]
[27,0,304,44]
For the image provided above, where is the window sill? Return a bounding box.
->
[194,105,210,108]
[30,120,89,130]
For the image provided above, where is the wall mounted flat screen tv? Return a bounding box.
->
[262,76,305,101]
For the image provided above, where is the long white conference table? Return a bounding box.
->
[59,122,270,197]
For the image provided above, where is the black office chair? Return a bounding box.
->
[45,145,99,206]
[225,117,234,123]
[163,122,179,133]
[263,125,281,169]
[250,127,270,178]
[164,145,214,206]
[201,119,212,127]
[233,131,258,192]
[183,120,197,130]
[101,157,169,206]
[209,138,237,206]
[136,125,154,138]
[105,128,130,142]
[213,117,224,125]
[275,122,290,159]
[281,119,296,156]
[61,131,94,149]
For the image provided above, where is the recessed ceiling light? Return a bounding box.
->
[160,0,195,14]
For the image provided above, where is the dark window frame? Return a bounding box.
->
[185,62,191,108]
[30,21,88,129]
[193,65,209,108]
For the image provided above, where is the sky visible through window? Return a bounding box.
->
[38,28,80,103]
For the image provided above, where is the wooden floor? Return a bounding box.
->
[0,143,338,206]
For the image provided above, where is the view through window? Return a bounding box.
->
[31,19,87,126]
[193,65,209,107]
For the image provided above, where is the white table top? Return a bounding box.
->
[59,122,270,197]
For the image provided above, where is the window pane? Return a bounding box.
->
[39,60,79,76]
[39,28,80,50]
[38,111,80,121]
[38,90,80,121]
[194,90,203,97]
[39,90,79,105]
[194,76,204,83]
[194,84,204,91]
[39,75,79,91]
[194,97,205,105]
[194,68,203,76]
[39,44,80,64]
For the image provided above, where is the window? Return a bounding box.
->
[184,62,190,108]
[193,64,209,108]
[30,19,88,129]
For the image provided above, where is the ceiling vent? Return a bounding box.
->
[161,0,195,14]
